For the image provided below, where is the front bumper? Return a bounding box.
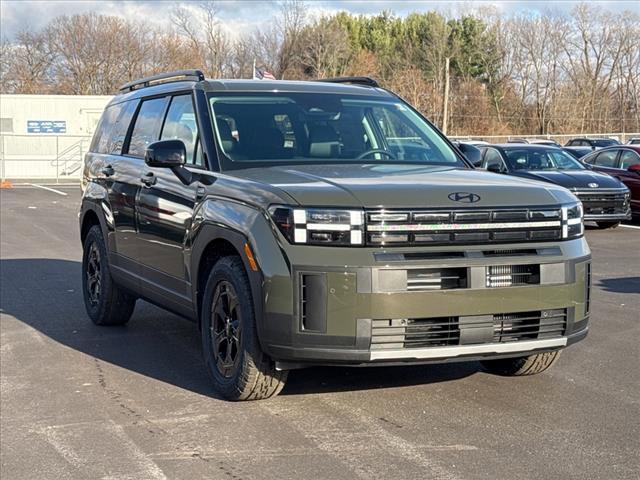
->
[573,188,631,221]
[260,237,592,366]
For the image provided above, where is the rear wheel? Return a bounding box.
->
[82,225,136,326]
[201,256,287,400]
[596,221,620,229]
[480,351,561,376]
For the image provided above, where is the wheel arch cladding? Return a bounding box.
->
[80,209,101,245]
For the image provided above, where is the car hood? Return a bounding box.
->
[510,170,624,190]
[232,164,575,208]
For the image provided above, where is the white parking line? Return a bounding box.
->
[620,224,640,230]
[27,184,68,196]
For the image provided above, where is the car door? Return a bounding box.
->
[618,149,640,213]
[136,93,204,308]
[93,99,142,273]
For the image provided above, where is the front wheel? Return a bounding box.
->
[596,221,620,229]
[82,225,136,326]
[201,256,287,400]
[480,351,561,376]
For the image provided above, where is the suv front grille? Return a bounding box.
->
[573,190,628,216]
[493,309,567,342]
[370,309,567,349]
[365,208,562,246]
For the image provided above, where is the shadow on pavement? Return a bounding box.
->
[597,276,640,294]
[0,258,478,398]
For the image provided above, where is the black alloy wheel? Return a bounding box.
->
[210,280,242,378]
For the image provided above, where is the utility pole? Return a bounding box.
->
[441,56,450,135]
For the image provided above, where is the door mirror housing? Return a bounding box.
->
[487,163,504,174]
[145,140,186,168]
[628,163,640,174]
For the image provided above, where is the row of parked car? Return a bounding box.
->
[454,138,639,228]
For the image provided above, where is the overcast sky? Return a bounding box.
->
[1,0,638,39]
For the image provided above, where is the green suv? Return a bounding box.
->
[79,70,591,400]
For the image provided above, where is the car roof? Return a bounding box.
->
[488,144,561,150]
[594,145,640,153]
[110,78,392,106]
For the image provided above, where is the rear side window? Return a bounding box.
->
[620,150,640,169]
[160,95,201,166]
[593,150,618,168]
[127,97,169,157]
[90,103,123,154]
[107,100,138,155]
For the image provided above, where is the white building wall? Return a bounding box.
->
[0,94,113,180]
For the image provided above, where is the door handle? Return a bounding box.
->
[140,171,156,187]
[101,165,115,177]
[196,185,206,200]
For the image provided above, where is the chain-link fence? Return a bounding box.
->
[0,134,92,183]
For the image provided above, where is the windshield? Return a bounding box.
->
[503,148,586,171]
[207,92,463,169]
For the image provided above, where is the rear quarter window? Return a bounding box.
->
[126,97,169,157]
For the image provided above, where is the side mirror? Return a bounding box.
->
[145,140,186,168]
[628,163,640,174]
[487,163,504,174]
[457,143,482,166]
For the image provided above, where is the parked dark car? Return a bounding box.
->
[478,144,631,228]
[565,138,620,149]
[581,145,640,217]
[563,147,592,159]
[627,138,640,145]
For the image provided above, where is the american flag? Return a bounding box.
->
[254,66,276,80]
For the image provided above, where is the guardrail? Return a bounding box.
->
[0,134,93,183]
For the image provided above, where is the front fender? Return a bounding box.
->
[189,197,291,350]
[79,181,113,248]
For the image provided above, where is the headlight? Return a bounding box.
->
[269,206,364,246]
[562,202,583,239]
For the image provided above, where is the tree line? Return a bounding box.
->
[1,1,638,136]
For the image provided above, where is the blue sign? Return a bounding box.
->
[27,120,67,134]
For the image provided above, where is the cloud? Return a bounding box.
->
[1,0,637,39]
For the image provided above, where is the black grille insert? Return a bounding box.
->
[407,268,467,291]
[371,309,567,349]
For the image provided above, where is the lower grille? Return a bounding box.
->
[493,309,567,342]
[371,309,567,349]
[371,318,459,349]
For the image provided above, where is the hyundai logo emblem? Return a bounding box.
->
[588,182,599,188]
[448,192,481,203]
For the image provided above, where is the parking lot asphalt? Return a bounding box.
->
[1,185,639,480]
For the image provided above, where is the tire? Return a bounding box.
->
[596,221,620,229]
[82,225,136,326]
[201,256,287,401]
[480,350,561,376]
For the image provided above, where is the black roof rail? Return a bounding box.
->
[119,69,205,93]
[315,76,379,88]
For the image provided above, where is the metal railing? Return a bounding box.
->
[1,131,639,183]
[0,134,93,183]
